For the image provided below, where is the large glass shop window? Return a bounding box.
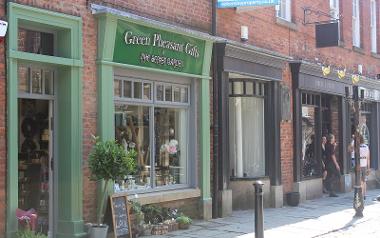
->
[229,80,266,178]
[301,93,321,178]
[114,78,189,191]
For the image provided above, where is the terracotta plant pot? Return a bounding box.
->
[178,223,190,230]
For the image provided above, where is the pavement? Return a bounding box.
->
[150,189,380,238]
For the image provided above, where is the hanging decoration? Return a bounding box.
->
[351,74,360,84]
[337,67,346,80]
[322,65,331,76]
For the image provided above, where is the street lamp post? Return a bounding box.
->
[352,85,364,217]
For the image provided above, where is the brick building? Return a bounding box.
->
[213,0,380,216]
[0,0,379,237]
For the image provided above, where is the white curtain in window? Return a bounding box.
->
[330,0,340,19]
[352,0,361,47]
[229,97,265,177]
[371,0,377,53]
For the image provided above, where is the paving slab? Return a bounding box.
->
[147,189,380,238]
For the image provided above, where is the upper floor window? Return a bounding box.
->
[352,0,361,48]
[371,0,377,53]
[330,0,340,20]
[18,28,55,56]
[276,0,291,22]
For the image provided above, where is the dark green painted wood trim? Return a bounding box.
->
[56,67,86,238]
[9,50,83,67]
[200,41,213,201]
[95,14,117,217]
[6,58,18,238]
[7,3,84,237]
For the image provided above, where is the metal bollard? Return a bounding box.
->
[253,181,264,238]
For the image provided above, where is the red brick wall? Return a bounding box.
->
[280,64,293,193]
[90,0,212,32]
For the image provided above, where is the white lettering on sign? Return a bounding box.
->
[124,31,201,58]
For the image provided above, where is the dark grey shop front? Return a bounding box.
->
[212,42,290,217]
[291,62,380,196]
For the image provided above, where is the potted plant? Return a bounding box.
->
[129,201,145,237]
[88,136,137,238]
[176,215,192,230]
[16,229,47,238]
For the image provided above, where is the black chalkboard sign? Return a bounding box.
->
[110,195,132,238]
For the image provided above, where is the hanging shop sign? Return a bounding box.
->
[113,21,205,75]
[217,0,279,8]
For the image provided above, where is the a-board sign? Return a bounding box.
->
[110,195,132,238]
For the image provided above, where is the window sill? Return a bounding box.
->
[230,176,269,181]
[352,46,365,55]
[125,188,201,205]
[371,52,380,59]
[276,17,298,31]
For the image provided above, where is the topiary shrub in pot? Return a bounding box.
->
[88,136,137,238]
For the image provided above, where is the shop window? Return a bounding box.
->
[229,81,266,178]
[18,28,54,56]
[229,96,265,177]
[18,65,54,96]
[114,78,152,101]
[115,105,151,190]
[156,83,189,103]
[301,92,322,178]
[230,80,265,97]
[114,79,190,191]
[301,106,320,177]
[154,108,188,186]
[359,102,372,145]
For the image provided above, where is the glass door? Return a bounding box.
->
[17,64,56,236]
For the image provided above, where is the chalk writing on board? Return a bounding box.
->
[111,196,131,237]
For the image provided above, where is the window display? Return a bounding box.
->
[18,99,51,234]
[301,105,318,177]
[114,78,189,192]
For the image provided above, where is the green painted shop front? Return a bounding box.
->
[6,3,213,237]
[93,4,214,221]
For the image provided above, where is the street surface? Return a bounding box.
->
[152,189,380,238]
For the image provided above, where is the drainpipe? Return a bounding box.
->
[211,0,219,218]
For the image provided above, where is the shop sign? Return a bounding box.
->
[217,0,279,8]
[113,21,205,75]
